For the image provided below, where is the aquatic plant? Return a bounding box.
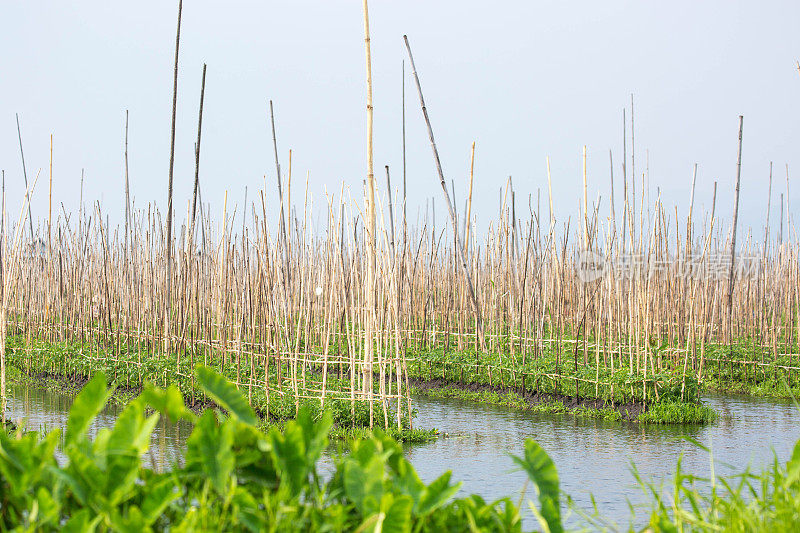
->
[3,366,800,531]
[0,368,540,531]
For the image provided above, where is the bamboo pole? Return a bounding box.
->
[190,64,207,240]
[164,0,183,353]
[464,142,476,255]
[404,34,486,352]
[362,0,377,427]
[14,114,35,240]
[727,116,744,347]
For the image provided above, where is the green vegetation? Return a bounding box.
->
[8,332,718,425]
[700,342,800,399]
[637,401,717,425]
[3,368,800,531]
[408,344,716,424]
[5,336,436,443]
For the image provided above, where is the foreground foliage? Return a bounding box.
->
[0,368,556,532]
[1,369,799,532]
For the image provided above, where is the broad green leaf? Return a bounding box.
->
[296,407,332,463]
[195,366,258,425]
[107,399,160,456]
[381,494,413,533]
[186,410,235,496]
[66,373,113,446]
[110,506,149,533]
[34,487,60,527]
[143,384,197,424]
[786,440,800,483]
[141,477,181,524]
[392,459,426,506]
[61,509,101,533]
[416,471,461,516]
[66,447,106,508]
[269,420,311,496]
[48,466,89,506]
[343,454,385,517]
[512,439,562,533]
[232,488,263,532]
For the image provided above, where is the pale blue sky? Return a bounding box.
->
[1,1,798,242]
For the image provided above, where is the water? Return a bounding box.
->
[5,382,799,528]
[5,381,192,469]
[407,394,800,527]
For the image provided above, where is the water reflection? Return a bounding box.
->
[5,382,191,470]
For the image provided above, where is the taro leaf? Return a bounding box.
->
[142,384,197,424]
[269,420,311,497]
[266,408,330,495]
[232,488,263,532]
[110,506,148,533]
[107,398,160,457]
[0,428,59,498]
[104,399,161,505]
[372,428,404,470]
[512,439,562,533]
[186,410,235,496]
[48,467,89,506]
[61,509,101,533]
[33,486,60,527]
[66,372,113,447]
[786,439,800,484]
[416,471,461,517]
[195,365,257,426]
[296,406,332,463]
[381,494,413,533]
[343,454,385,517]
[141,477,181,525]
[388,457,425,508]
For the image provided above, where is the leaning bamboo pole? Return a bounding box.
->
[404,34,486,352]
[164,0,183,355]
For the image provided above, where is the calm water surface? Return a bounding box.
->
[5,382,798,528]
[406,394,799,527]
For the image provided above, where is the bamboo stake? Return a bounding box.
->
[191,64,207,240]
[14,114,35,240]
[362,0,377,427]
[124,111,131,256]
[727,116,744,348]
[164,0,183,352]
[464,142,476,255]
[403,34,486,352]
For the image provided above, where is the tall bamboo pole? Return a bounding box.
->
[14,114,34,240]
[124,111,131,256]
[362,0,377,427]
[403,34,486,351]
[164,0,183,351]
[48,135,53,251]
[191,64,207,239]
[464,142,476,254]
[727,116,744,347]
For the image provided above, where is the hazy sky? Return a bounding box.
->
[1,1,798,242]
